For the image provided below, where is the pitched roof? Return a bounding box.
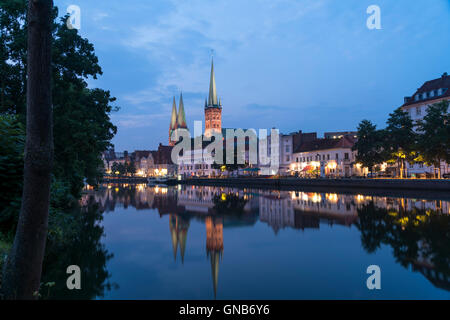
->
[170,97,178,131]
[154,144,174,164]
[208,59,219,107]
[177,93,187,129]
[294,135,356,153]
[402,73,450,107]
[133,150,152,161]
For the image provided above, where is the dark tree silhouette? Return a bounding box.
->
[2,0,54,299]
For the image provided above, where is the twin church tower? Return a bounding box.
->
[169,59,223,146]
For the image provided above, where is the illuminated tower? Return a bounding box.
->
[205,216,223,298]
[169,97,178,146]
[204,59,222,137]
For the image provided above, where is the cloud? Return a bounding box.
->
[112,113,168,128]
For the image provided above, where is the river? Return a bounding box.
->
[43,183,450,299]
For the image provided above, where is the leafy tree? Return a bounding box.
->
[353,120,384,175]
[416,100,449,178]
[111,162,125,175]
[0,0,27,118]
[384,108,417,178]
[0,1,118,298]
[211,146,247,173]
[0,2,118,198]
[2,0,54,299]
[126,161,136,176]
[0,115,24,233]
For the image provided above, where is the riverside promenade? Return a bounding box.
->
[179,177,450,198]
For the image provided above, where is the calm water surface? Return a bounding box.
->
[49,184,450,299]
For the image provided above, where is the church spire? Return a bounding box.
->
[177,92,187,129]
[208,59,218,107]
[169,97,178,145]
[170,96,178,131]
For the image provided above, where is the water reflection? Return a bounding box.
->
[84,184,450,298]
[42,196,116,299]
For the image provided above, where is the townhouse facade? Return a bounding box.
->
[400,72,449,177]
[290,135,368,178]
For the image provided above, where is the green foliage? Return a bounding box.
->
[110,161,136,176]
[126,161,136,175]
[0,114,24,234]
[0,3,118,199]
[0,0,28,119]
[211,145,247,172]
[41,198,115,299]
[383,108,417,177]
[0,2,118,273]
[356,202,450,278]
[416,100,449,172]
[111,162,125,175]
[353,120,384,173]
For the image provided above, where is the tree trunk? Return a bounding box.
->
[437,159,441,179]
[405,161,408,179]
[1,0,53,300]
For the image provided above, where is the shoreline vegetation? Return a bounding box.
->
[0,2,117,298]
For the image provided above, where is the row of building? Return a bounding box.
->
[103,61,449,178]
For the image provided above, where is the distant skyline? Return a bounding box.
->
[55,0,450,151]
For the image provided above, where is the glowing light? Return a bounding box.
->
[397,217,409,226]
[311,194,321,203]
[326,193,338,202]
[327,162,337,170]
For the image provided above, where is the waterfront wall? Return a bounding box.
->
[180,177,450,192]
[102,176,148,183]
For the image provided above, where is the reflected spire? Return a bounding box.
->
[169,214,178,261]
[169,214,190,263]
